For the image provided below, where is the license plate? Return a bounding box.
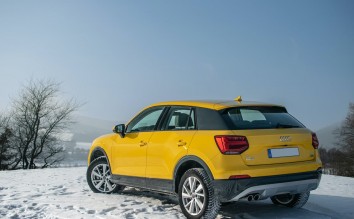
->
[268,148,299,158]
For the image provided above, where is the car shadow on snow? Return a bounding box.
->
[220,200,330,219]
[117,189,352,219]
[220,194,354,219]
[304,194,354,219]
[121,187,179,205]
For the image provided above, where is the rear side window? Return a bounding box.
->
[162,107,195,130]
[221,107,305,130]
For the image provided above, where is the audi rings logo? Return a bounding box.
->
[280,136,292,142]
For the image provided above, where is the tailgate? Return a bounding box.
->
[234,128,315,166]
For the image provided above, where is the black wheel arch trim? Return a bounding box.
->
[90,146,112,169]
[173,155,214,192]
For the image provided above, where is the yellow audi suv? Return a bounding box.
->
[87,98,322,219]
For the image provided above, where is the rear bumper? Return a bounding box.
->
[213,170,322,202]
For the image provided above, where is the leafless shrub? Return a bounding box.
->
[9,79,80,169]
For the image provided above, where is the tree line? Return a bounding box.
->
[319,103,354,177]
[0,79,79,170]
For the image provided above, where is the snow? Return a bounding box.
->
[1,168,353,219]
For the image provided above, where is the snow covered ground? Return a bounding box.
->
[1,167,353,219]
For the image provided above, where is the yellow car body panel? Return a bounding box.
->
[110,132,153,177]
[185,129,321,179]
[146,130,196,179]
[89,129,321,179]
[89,132,153,177]
[88,134,115,165]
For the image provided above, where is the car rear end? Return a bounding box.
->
[210,105,322,202]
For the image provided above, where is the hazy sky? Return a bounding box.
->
[0,0,353,131]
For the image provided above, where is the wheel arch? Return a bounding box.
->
[173,155,214,193]
[89,147,107,162]
[89,146,112,169]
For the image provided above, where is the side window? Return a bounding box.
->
[164,107,195,130]
[126,107,164,133]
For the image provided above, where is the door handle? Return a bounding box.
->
[177,140,187,147]
[139,141,147,146]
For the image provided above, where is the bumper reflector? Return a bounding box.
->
[229,174,251,179]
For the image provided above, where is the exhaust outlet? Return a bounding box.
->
[247,195,254,202]
[253,194,260,201]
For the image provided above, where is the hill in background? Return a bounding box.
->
[61,115,123,166]
[70,115,122,144]
[316,122,342,150]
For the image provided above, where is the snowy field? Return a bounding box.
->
[1,167,354,219]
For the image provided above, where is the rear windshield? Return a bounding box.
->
[221,106,305,130]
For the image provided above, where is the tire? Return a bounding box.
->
[86,157,125,194]
[178,168,220,219]
[271,191,310,208]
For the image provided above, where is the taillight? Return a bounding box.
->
[214,135,249,155]
[312,133,319,149]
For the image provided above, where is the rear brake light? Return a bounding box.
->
[312,133,319,149]
[214,135,249,155]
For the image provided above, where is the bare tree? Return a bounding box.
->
[10,79,80,169]
[0,115,15,170]
[338,104,354,151]
[335,103,354,176]
[319,147,348,176]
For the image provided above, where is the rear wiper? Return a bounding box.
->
[275,123,300,128]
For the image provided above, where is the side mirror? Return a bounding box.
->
[113,124,125,138]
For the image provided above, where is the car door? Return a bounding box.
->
[111,106,165,181]
[147,107,197,183]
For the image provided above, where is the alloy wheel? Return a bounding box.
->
[181,176,206,216]
[91,163,116,193]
